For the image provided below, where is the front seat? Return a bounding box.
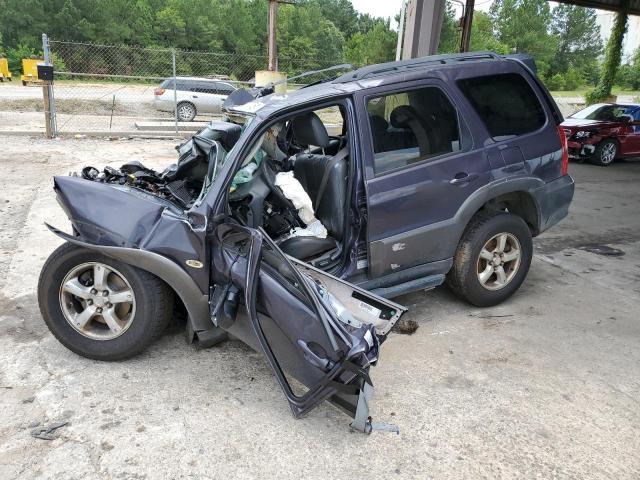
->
[278,112,348,260]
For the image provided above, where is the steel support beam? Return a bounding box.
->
[402,0,447,59]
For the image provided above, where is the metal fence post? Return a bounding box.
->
[172,49,178,135]
[42,33,58,137]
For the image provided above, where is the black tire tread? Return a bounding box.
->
[446,210,532,307]
[38,242,174,361]
[446,211,497,297]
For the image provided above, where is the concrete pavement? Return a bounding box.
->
[0,136,638,479]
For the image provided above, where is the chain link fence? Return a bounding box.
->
[40,39,337,136]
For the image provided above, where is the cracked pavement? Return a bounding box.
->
[0,136,639,479]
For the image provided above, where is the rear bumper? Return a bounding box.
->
[532,174,575,234]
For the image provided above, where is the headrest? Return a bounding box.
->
[390,105,420,129]
[369,115,389,133]
[292,112,330,148]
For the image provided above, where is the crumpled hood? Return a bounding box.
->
[53,175,168,248]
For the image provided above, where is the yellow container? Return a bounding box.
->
[21,57,44,86]
[0,58,12,82]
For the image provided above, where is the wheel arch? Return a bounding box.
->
[478,191,541,236]
[455,179,544,243]
[45,224,226,346]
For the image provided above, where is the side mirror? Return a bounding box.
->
[621,115,633,124]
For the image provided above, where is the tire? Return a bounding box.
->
[591,139,617,166]
[176,101,197,122]
[22,80,27,86]
[38,242,174,361]
[446,211,533,307]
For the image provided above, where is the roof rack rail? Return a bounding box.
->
[332,51,502,83]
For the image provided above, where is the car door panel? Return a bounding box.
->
[209,224,406,426]
[364,125,490,276]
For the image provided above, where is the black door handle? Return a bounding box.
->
[450,173,478,185]
[297,340,334,371]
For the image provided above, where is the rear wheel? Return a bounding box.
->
[38,242,173,361]
[177,101,197,122]
[447,212,533,307]
[591,139,617,166]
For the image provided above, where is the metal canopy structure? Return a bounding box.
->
[554,0,640,15]
[402,0,637,58]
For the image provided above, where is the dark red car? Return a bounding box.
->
[561,103,640,166]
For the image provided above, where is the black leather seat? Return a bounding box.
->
[278,112,348,260]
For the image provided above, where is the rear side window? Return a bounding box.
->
[457,73,546,139]
[190,81,216,93]
[216,82,235,95]
[366,86,461,175]
[160,79,190,91]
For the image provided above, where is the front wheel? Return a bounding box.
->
[591,139,617,166]
[38,242,173,361]
[446,212,533,307]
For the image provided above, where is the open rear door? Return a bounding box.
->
[209,224,406,432]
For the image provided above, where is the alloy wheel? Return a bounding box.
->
[601,143,616,164]
[476,232,522,291]
[177,103,195,121]
[59,262,136,340]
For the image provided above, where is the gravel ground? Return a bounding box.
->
[0,136,639,479]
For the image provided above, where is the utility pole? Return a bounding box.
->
[459,0,475,53]
[268,0,279,71]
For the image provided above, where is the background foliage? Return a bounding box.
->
[0,0,636,91]
[0,0,397,79]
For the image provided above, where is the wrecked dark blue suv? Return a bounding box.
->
[38,52,574,432]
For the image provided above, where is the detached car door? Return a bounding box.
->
[209,223,405,430]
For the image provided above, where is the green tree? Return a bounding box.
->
[615,48,640,90]
[587,6,628,104]
[278,2,345,73]
[437,3,459,54]
[345,20,396,67]
[313,0,359,38]
[469,11,510,54]
[490,0,558,76]
[563,66,584,90]
[549,4,602,76]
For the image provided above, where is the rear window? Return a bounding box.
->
[216,82,235,95]
[457,73,546,139]
[160,79,191,91]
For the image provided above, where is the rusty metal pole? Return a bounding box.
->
[268,0,279,72]
[42,83,52,138]
[459,0,475,52]
[41,33,53,138]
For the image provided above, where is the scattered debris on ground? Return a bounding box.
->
[392,318,419,335]
[30,421,68,440]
